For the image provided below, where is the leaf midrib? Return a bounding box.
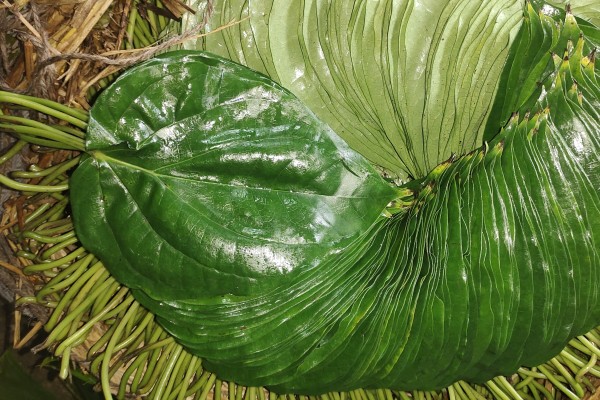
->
[90,150,393,202]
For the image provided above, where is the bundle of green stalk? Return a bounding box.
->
[80,0,191,102]
[0,0,186,104]
[1,1,600,400]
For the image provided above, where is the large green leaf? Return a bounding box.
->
[70,51,398,300]
[192,0,524,181]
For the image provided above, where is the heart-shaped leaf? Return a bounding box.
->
[70,51,398,300]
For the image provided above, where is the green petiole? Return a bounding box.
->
[0,173,68,192]
[0,140,28,165]
[8,133,81,150]
[184,370,213,398]
[51,124,86,138]
[138,341,178,395]
[0,91,88,128]
[40,236,78,260]
[43,261,105,331]
[160,346,188,400]
[137,14,157,45]
[575,354,598,382]
[537,365,580,400]
[549,358,584,398]
[0,115,85,150]
[23,246,86,274]
[99,299,141,400]
[21,230,75,244]
[35,254,94,300]
[12,157,80,183]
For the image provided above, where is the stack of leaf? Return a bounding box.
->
[1,0,600,400]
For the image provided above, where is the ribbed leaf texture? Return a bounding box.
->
[196,0,524,181]
[71,3,600,396]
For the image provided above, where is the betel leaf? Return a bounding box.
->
[196,0,524,182]
[70,51,398,300]
[485,2,600,140]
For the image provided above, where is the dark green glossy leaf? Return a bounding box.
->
[70,51,398,300]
